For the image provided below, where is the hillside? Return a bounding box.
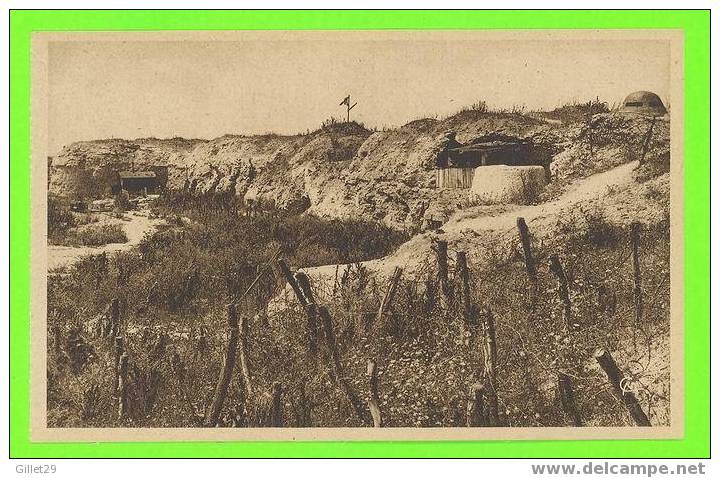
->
[49,111,567,230]
[46,109,673,429]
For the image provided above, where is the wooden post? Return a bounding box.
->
[367,359,383,427]
[52,324,61,355]
[117,353,129,420]
[109,298,120,338]
[113,336,124,396]
[630,223,643,327]
[206,304,240,427]
[376,267,403,331]
[639,115,656,165]
[333,264,340,296]
[549,255,573,330]
[294,272,319,356]
[278,261,319,356]
[318,306,369,423]
[277,260,306,306]
[594,349,651,426]
[270,382,283,427]
[294,382,313,427]
[432,240,451,302]
[318,306,342,377]
[238,315,252,395]
[516,218,536,280]
[294,271,315,305]
[483,311,499,425]
[466,382,486,427]
[558,372,582,426]
[456,251,472,323]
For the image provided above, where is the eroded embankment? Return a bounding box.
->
[298,159,665,285]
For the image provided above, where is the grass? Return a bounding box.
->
[46,193,670,428]
[534,99,610,124]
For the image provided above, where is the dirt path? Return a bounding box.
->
[48,211,165,270]
[443,160,638,233]
[300,160,639,284]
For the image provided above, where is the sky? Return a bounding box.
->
[47,33,671,154]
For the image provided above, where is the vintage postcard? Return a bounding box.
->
[31,29,684,441]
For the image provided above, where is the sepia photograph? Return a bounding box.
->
[31,29,683,441]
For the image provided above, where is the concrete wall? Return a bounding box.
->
[469,165,547,204]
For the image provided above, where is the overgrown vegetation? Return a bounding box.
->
[48,196,127,247]
[46,96,672,429]
[536,98,610,124]
[47,194,669,427]
[70,224,128,247]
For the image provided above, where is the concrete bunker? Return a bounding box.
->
[469,165,547,204]
[620,91,667,116]
[434,132,549,202]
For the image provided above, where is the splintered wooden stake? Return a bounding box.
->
[367,360,383,427]
[113,336,124,396]
[594,349,651,426]
[639,115,656,165]
[295,271,319,356]
[376,267,403,331]
[456,251,472,323]
[558,372,582,426]
[206,304,240,427]
[270,382,284,427]
[549,255,573,330]
[238,315,253,395]
[630,223,643,327]
[318,306,369,423]
[466,382,487,427]
[117,353,129,420]
[107,298,120,338]
[516,217,536,280]
[483,311,499,425]
[277,260,306,306]
[433,240,451,300]
[278,262,318,356]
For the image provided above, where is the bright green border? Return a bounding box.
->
[10,10,710,458]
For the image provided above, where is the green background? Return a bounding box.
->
[9,10,710,458]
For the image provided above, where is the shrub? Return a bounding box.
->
[470,100,489,113]
[114,191,132,212]
[540,98,610,124]
[555,206,623,250]
[72,224,128,247]
[582,207,623,248]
